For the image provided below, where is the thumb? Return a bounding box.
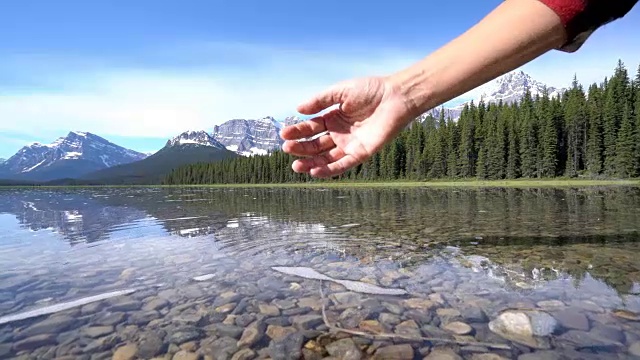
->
[297,81,352,115]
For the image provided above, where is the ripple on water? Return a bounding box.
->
[0,186,639,358]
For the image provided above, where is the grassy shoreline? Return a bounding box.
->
[2,178,640,189]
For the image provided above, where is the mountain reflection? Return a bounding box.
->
[0,186,639,295]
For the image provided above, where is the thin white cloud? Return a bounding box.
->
[0,38,638,141]
[0,43,423,139]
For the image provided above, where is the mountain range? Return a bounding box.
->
[423,70,564,120]
[0,70,565,184]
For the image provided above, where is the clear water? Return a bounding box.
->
[0,186,639,359]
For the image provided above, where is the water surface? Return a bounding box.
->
[1,186,639,359]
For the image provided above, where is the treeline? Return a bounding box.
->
[164,60,640,185]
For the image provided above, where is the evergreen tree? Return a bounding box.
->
[586,83,604,175]
[519,90,538,177]
[539,87,558,177]
[615,103,638,177]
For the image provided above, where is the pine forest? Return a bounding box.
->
[164,61,640,185]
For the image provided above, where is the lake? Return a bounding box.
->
[1,186,640,359]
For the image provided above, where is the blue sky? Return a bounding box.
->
[1,0,639,158]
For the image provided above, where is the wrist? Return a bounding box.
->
[384,66,436,121]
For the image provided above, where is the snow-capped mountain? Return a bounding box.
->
[165,130,226,149]
[424,70,565,120]
[284,116,302,126]
[473,70,563,105]
[0,158,5,165]
[0,131,147,181]
[212,116,284,156]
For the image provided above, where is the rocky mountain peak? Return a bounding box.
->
[0,131,147,178]
[423,70,565,120]
[212,117,284,156]
[166,130,225,149]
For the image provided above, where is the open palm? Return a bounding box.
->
[280,76,414,178]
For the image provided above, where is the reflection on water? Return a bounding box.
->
[0,186,639,359]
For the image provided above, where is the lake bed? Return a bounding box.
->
[0,186,639,359]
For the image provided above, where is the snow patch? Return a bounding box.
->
[22,159,46,173]
[63,151,83,159]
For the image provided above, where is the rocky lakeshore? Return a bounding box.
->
[0,187,639,359]
[1,249,640,360]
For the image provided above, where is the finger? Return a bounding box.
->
[282,134,335,157]
[291,147,344,173]
[309,154,360,178]
[297,81,350,115]
[280,116,327,140]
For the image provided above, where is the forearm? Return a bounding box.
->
[388,0,567,118]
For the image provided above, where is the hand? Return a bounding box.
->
[280,76,416,178]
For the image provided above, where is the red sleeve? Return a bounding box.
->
[538,0,639,52]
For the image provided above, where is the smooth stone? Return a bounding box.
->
[213,292,241,307]
[395,320,421,338]
[517,351,562,360]
[372,344,414,359]
[231,348,256,360]
[613,309,640,321]
[193,274,215,282]
[143,298,170,311]
[129,310,160,325]
[265,317,291,327]
[443,321,473,335]
[590,324,625,343]
[359,320,385,333]
[553,309,590,331]
[238,321,265,347]
[339,308,370,328]
[259,304,280,317]
[330,292,362,306]
[404,310,434,326]
[470,354,509,360]
[404,298,436,310]
[266,325,296,341]
[137,332,165,358]
[202,336,238,360]
[95,312,125,326]
[528,311,558,336]
[629,341,640,357]
[172,350,198,360]
[379,313,401,327]
[292,314,323,330]
[83,326,114,338]
[19,315,77,337]
[326,338,362,360]
[298,297,322,311]
[112,344,138,360]
[437,308,461,318]
[488,311,550,349]
[109,300,141,312]
[536,300,565,309]
[170,328,203,344]
[215,303,237,314]
[13,334,57,352]
[382,302,404,315]
[283,307,311,316]
[459,305,488,323]
[235,313,256,327]
[268,332,304,360]
[0,344,10,358]
[557,330,624,351]
[422,348,462,360]
[213,323,244,339]
[180,341,197,352]
[273,299,296,310]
